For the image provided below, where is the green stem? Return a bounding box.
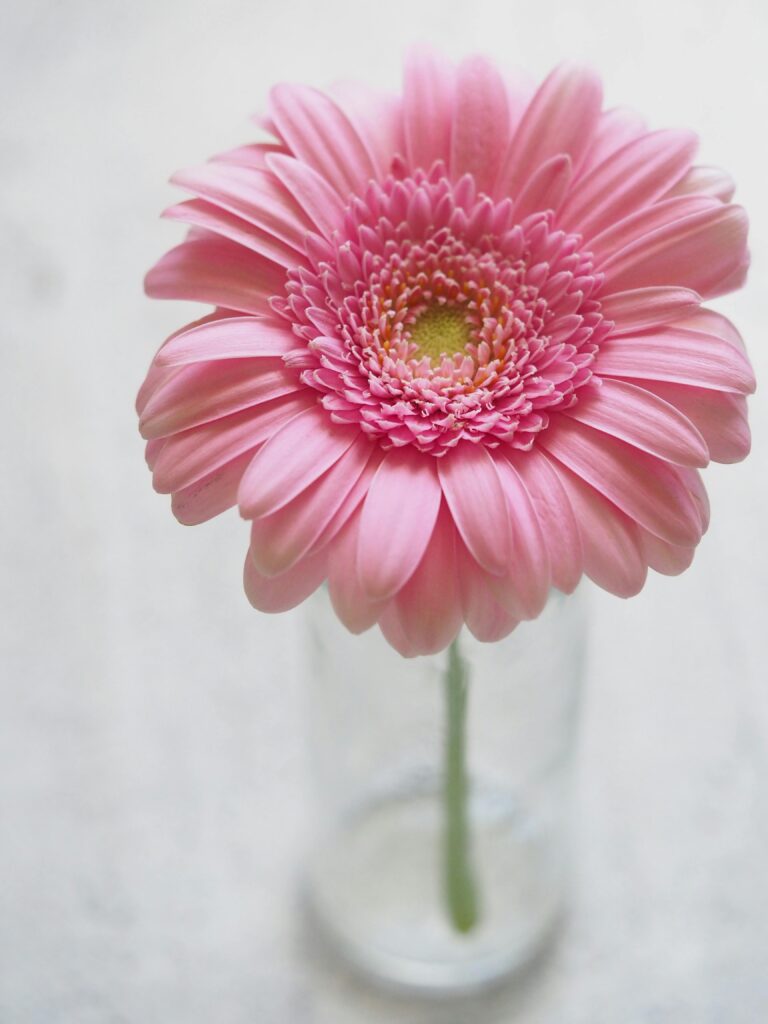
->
[442,636,479,933]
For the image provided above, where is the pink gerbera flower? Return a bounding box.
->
[138,51,754,657]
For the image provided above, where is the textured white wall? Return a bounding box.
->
[1,0,767,1020]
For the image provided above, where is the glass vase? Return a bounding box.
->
[302,586,587,994]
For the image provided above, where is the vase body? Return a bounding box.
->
[302,587,587,993]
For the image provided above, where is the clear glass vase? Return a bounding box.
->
[302,586,587,994]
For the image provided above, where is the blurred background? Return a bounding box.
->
[1,0,767,1020]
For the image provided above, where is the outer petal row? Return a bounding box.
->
[237,407,715,655]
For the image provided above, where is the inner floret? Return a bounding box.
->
[409,302,473,364]
[277,165,611,455]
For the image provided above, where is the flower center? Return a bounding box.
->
[278,165,611,455]
[409,302,473,363]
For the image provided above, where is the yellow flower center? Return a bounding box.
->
[409,303,472,362]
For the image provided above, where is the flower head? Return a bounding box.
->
[138,51,754,656]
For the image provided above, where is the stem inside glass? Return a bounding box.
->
[443,636,479,933]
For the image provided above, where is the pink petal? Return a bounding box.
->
[438,443,510,575]
[456,541,520,643]
[171,163,311,251]
[144,237,286,316]
[671,307,747,352]
[624,379,750,464]
[210,142,287,169]
[677,467,709,533]
[152,393,313,493]
[576,106,647,177]
[137,311,237,414]
[307,447,384,555]
[269,84,377,199]
[599,203,750,299]
[357,447,442,601]
[502,69,536,141]
[510,447,583,594]
[403,47,454,173]
[266,153,347,239]
[243,547,327,613]
[377,601,418,659]
[145,438,164,470]
[549,457,648,597]
[328,82,404,181]
[599,286,701,335]
[639,529,696,576]
[249,436,374,576]
[171,450,254,525]
[328,511,386,634]
[588,195,714,263]
[238,405,358,518]
[492,456,551,618]
[595,326,756,394]
[558,129,698,240]
[563,379,709,468]
[450,55,510,196]
[156,316,300,366]
[139,359,300,439]
[137,361,179,417]
[163,200,300,269]
[540,417,703,547]
[387,505,463,656]
[513,154,572,221]
[252,110,280,136]
[666,165,735,202]
[496,63,602,198]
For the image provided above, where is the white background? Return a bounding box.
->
[1,0,767,1020]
